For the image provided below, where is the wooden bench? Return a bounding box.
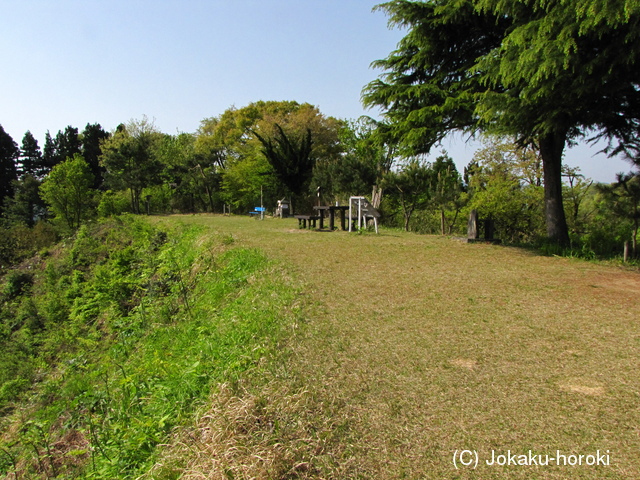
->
[294,214,320,229]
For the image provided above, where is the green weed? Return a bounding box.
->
[0,216,299,479]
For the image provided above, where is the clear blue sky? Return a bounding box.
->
[1,0,630,182]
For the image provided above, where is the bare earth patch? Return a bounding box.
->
[560,383,606,396]
[449,358,478,370]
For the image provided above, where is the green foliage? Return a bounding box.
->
[221,154,277,212]
[18,130,43,178]
[597,170,640,256]
[197,101,342,213]
[254,124,315,202]
[465,139,546,242]
[97,190,131,217]
[0,216,299,478]
[382,159,434,231]
[364,0,640,244]
[41,126,83,175]
[314,117,397,205]
[0,222,57,268]
[81,123,110,190]
[0,124,19,208]
[100,118,164,214]
[2,174,46,227]
[3,271,33,299]
[39,154,96,230]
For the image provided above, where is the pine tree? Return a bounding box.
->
[19,130,43,177]
[81,123,110,189]
[56,126,82,164]
[42,131,58,175]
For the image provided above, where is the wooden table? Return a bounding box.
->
[313,205,350,230]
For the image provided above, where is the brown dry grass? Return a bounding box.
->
[148,215,640,479]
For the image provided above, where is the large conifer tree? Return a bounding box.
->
[363,0,640,245]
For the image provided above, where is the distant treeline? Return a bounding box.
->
[1,100,639,268]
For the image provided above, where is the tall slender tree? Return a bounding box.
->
[42,131,58,174]
[0,125,19,207]
[363,0,640,245]
[19,131,43,178]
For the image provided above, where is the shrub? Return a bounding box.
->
[3,271,34,300]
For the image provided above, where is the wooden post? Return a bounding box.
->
[467,210,479,240]
[624,241,629,263]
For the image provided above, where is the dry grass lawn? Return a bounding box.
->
[149,215,640,479]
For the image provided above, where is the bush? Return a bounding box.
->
[97,190,131,217]
[3,271,34,300]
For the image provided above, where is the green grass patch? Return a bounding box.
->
[0,216,301,479]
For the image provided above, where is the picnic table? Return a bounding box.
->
[313,205,350,230]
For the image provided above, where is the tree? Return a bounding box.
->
[197,101,341,212]
[81,123,110,189]
[18,131,43,178]
[598,169,640,257]
[466,141,545,242]
[39,154,95,230]
[2,175,46,227]
[562,166,594,235]
[0,125,19,208]
[56,126,82,163]
[154,132,223,213]
[42,131,58,174]
[363,0,640,245]
[429,153,464,235]
[100,118,163,214]
[254,124,314,212]
[383,159,433,231]
[323,117,397,207]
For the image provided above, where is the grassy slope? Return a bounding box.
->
[0,217,304,479]
[153,214,640,480]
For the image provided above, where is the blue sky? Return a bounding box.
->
[1,0,631,182]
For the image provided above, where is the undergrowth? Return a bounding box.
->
[0,215,300,479]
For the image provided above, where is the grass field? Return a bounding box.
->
[150,214,640,479]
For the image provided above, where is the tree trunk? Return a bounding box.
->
[372,185,383,209]
[539,132,570,246]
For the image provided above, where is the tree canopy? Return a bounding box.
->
[39,154,94,230]
[363,0,640,244]
[254,124,315,201]
[100,118,164,214]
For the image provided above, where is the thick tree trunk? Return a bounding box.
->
[539,132,570,246]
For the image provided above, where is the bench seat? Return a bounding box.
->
[294,215,320,229]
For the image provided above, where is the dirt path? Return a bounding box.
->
[159,216,640,479]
